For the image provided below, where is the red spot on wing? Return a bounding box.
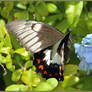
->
[43,70,47,75]
[49,74,52,76]
[55,72,58,76]
[36,59,40,64]
[38,65,44,70]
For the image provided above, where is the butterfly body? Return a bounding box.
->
[5,20,71,81]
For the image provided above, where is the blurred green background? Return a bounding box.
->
[0,1,92,91]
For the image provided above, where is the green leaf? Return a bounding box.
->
[1,2,13,19]
[64,64,80,76]
[46,78,58,89]
[0,6,1,12]
[65,1,83,26]
[6,63,15,71]
[6,54,12,63]
[21,69,40,87]
[75,76,92,90]
[13,11,29,20]
[33,78,58,91]
[1,7,9,19]
[56,19,69,33]
[0,54,12,64]
[16,3,26,10]
[3,71,15,86]
[0,54,6,63]
[8,32,21,49]
[33,82,52,91]
[4,1,14,8]
[0,20,5,27]
[0,47,11,54]
[45,14,63,25]
[13,54,23,67]
[36,2,48,17]
[5,84,28,91]
[28,4,35,13]
[11,69,22,82]
[0,23,12,48]
[64,87,79,91]
[61,76,79,88]
[0,42,4,49]
[14,48,30,60]
[86,11,92,31]
[47,3,58,13]
[25,60,33,69]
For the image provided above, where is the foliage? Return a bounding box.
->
[0,1,92,91]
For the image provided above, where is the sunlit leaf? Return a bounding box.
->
[0,24,12,48]
[33,78,58,91]
[16,3,26,10]
[33,82,52,91]
[0,20,5,27]
[21,69,40,87]
[14,48,30,60]
[11,69,22,82]
[0,42,4,49]
[46,78,58,89]
[47,3,58,13]
[0,47,11,54]
[0,54,6,63]
[6,54,12,63]
[61,76,79,88]
[5,84,28,91]
[25,60,33,69]
[6,63,15,71]
[65,1,83,26]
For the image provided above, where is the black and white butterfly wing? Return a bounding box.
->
[5,20,64,53]
[51,30,71,60]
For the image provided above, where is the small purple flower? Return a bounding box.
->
[74,34,92,74]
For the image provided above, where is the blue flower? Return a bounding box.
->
[74,34,92,74]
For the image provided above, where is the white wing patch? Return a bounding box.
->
[20,32,38,44]
[25,37,39,47]
[43,50,52,65]
[29,42,42,52]
[33,24,42,32]
[43,50,64,65]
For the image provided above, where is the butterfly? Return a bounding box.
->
[5,20,71,81]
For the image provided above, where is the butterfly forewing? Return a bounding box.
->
[6,20,64,53]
